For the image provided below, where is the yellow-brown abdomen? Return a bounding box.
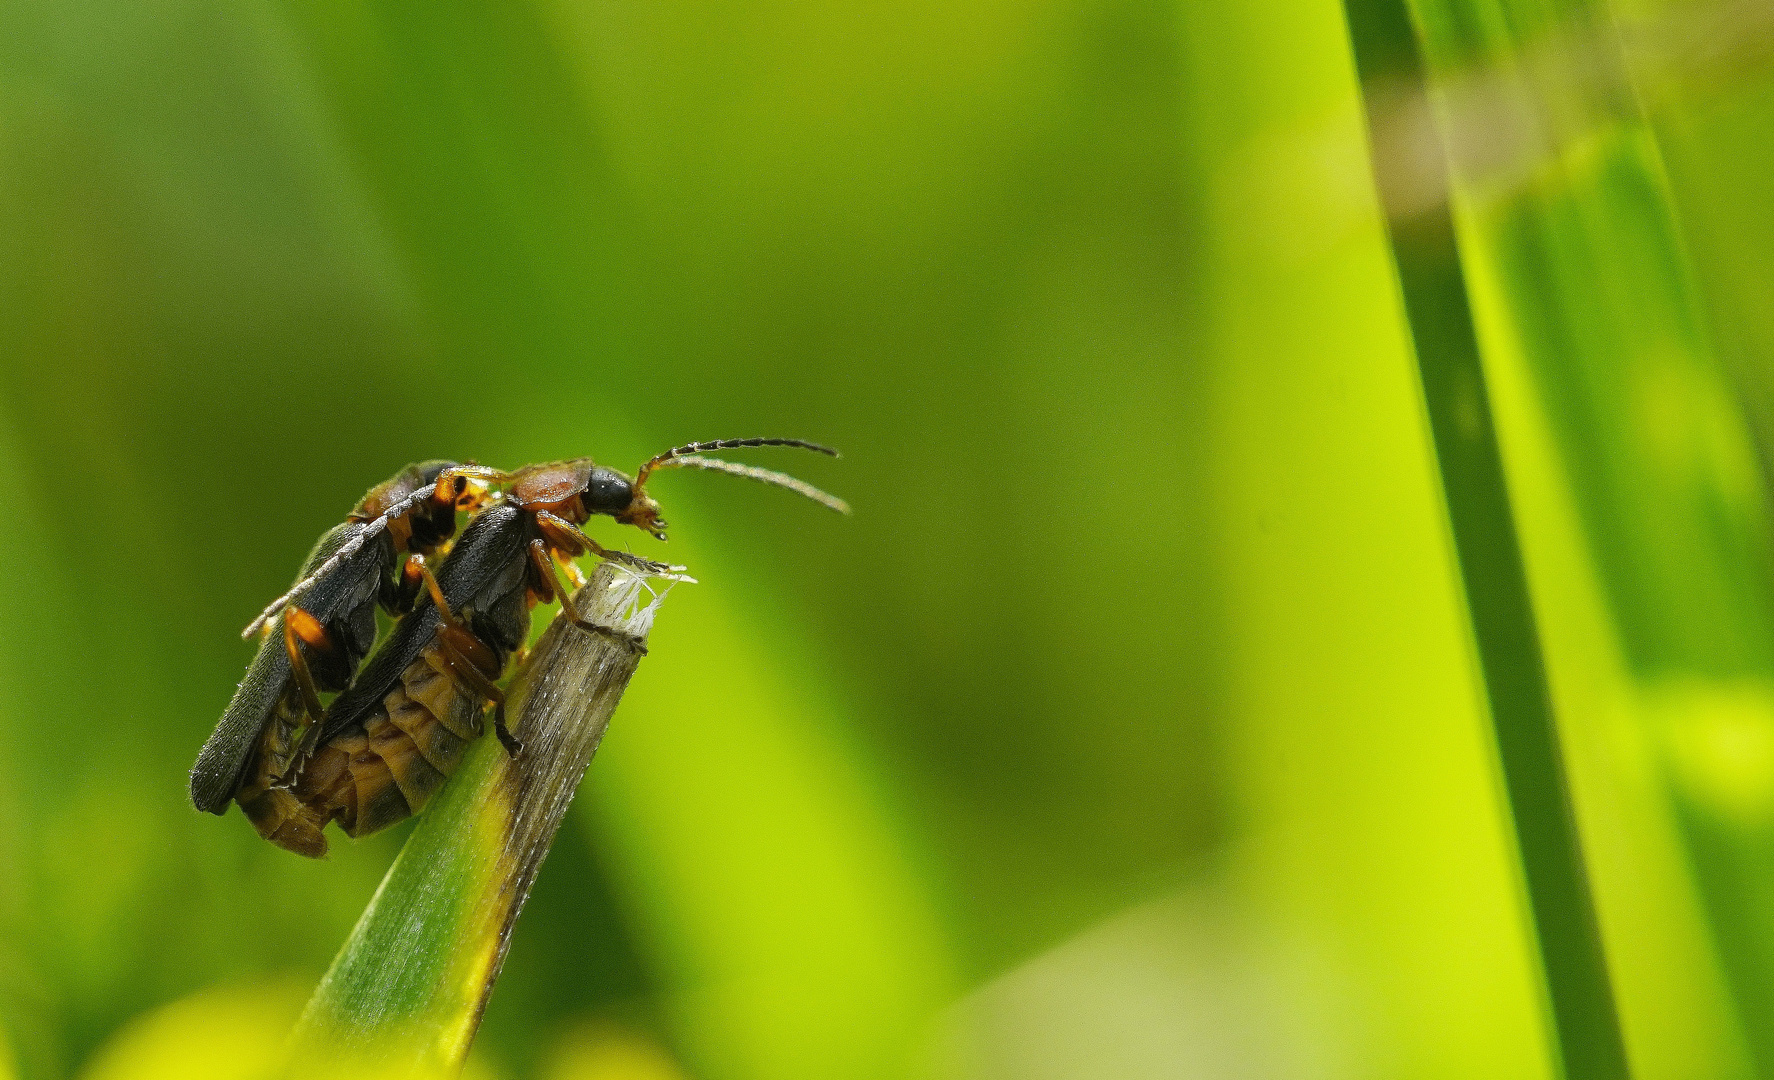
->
[287,641,492,850]
[231,686,330,856]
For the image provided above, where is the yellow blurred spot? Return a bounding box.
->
[541,1023,687,1080]
[1651,678,1774,828]
[76,981,305,1080]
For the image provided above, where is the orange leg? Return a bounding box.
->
[534,510,683,575]
[559,551,587,589]
[383,553,426,615]
[414,556,461,626]
[436,464,509,491]
[282,607,329,727]
[528,538,584,625]
[530,539,647,651]
[435,629,521,757]
[414,556,520,756]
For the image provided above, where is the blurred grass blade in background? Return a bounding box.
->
[1341,0,1632,1076]
[1391,0,1774,1071]
[286,566,669,1078]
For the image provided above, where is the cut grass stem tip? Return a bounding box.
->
[283,563,676,1078]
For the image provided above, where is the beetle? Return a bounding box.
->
[188,461,487,850]
[255,438,846,856]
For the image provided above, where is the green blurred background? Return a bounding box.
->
[1,0,1772,1075]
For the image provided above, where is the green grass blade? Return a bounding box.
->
[1340,1,1632,1075]
[1395,0,1774,1071]
[283,564,671,1078]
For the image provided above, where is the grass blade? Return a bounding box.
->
[1393,0,1774,1071]
[1340,1,1632,1075]
[283,564,673,1078]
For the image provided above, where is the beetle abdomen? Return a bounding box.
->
[284,640,493,852]
[239,787,329,858]
[216,683,330,855]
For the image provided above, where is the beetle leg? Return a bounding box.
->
[382,553,426,616]
[532,510,588,557]
[282,607,329,727]
[528,538,584,625]
[435,629,502,699]
[418,556,520,755]
[534,509,684,576]
[436,464,509,490]
[493,699,522,757]
[435,629,522,758]
[414,556,465,629]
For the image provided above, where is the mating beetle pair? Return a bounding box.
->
[189,439,845,857]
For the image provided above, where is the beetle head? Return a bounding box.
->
[615,490,669,540]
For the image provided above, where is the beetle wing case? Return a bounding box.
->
[318,504,529,744]
[188,520,392,814]
[189,629,295,813]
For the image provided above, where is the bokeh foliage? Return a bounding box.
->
[0,0,1769,1076]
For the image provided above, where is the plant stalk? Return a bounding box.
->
[283,563,673,1077]
[1340,1,1632,1076]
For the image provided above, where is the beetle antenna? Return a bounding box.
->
[239,486,434,640]
[634,438,837,489]
[654,455,851,514]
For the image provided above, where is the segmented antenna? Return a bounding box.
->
[238,486,434,640]
[635,438,837,488]
[662,455,851,514]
